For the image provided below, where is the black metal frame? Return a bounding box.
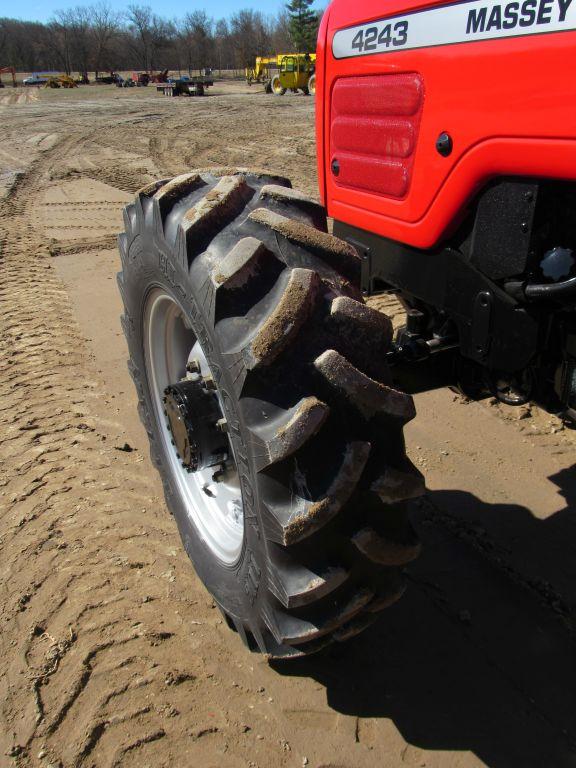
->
[334,176,576,416]
[334,219,539,374]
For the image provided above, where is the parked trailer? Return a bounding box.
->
[157,77,214,97]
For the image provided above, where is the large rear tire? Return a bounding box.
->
[118,169,423,658]
[271,75,287,96]
[308,74,316,96]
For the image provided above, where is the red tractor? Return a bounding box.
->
[118,0,576,657]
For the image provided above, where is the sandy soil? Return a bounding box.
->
[1,81,576,768]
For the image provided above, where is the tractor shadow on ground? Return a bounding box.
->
[273,475,576,768]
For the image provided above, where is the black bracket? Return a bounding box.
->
[334,219,539,373]
[347,236,372,295]
[470,291,493,361]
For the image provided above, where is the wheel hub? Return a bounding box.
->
[163,377,227,473]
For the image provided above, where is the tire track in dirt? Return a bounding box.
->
[0,89,39,107]
[0,136,299,768]
[68,164,153,194]
[147,132,193,179]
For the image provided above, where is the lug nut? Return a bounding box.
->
[203,376,216,391]
[216,418,228,433]
[186,360,201,374]
[213,466,225,482]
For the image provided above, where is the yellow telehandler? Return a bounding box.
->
[246,53,316,96]
[270,54,316,96]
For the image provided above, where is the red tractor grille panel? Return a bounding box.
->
[331,73,424,199]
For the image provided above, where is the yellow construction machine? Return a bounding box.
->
[245,56,277,87]
[270,53,316,96]
[44,75,78,89]
[246,53,316,95]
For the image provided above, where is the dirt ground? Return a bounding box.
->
[1,80,576,768]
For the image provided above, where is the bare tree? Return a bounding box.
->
[90,2,121,79]
[0,20,8,64]
[127,5,175,72]
[270,10,293,53]
[49,7,93,77]
[69,7,92,79]
[49,12,74,74]
[181,11,213,73]
[214,18,232,73]
[0,19,50,72]
[230,9,271,69]
[126,5,152,70]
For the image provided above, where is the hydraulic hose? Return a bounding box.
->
[524,276,576,301]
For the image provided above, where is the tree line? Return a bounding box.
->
[0,1,321,78]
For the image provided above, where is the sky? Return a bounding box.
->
[0,0,323,24]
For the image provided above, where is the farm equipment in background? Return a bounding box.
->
[150,69,170,83]
[246,54,317,95]
[246,57,277,88]
[132,72,151,86]
[156,75,214,97]
[271,54,316,96]
[44,75,78,89]
[0,67,16,88]
[96,72,121,85]
[134,70,168,87]
[119,0,576,658]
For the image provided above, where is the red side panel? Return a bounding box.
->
[315,6,331,206]
[330,74,423,198]
[317,0,576,249]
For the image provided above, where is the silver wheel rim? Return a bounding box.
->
[144,289,244,565]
